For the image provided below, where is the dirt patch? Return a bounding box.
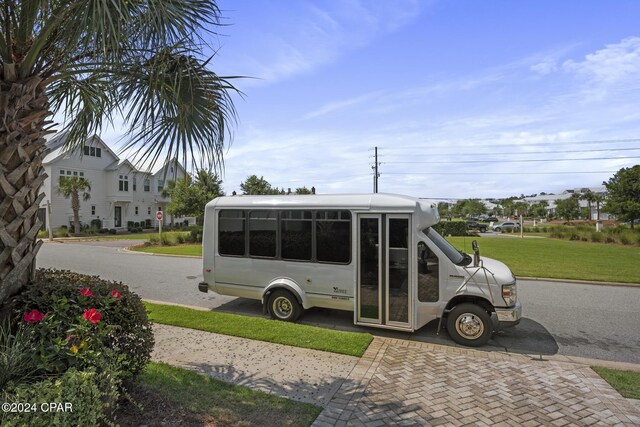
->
[113,383,218,427]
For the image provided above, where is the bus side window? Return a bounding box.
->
[418,242,439,302]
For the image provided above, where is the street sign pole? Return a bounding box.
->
[156,211,164,237]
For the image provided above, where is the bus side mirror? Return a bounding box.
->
[471,240,480,267]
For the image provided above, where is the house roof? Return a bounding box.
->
[43,133,120,165]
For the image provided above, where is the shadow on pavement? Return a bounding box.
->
[213,298,559,358]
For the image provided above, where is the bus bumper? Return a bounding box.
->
[494,300,522,328]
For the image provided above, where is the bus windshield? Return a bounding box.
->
[424,227,472,266]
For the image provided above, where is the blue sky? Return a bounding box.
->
[107,1,640,199]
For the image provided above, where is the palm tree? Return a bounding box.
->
[58,177,91,234]
[593,193,605,221]
[580,190,597,220]
[0,1,239,308]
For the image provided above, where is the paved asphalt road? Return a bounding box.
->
[37,240,640,365]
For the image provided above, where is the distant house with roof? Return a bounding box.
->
[38,133,193,231]
[522,186,613,220]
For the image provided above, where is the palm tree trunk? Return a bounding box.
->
[0,77,52,308]
[72,192,81,234]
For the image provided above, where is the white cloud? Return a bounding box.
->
[563,37,640,84]
[530,60,558,75]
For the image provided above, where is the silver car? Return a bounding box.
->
[492,222,520,232]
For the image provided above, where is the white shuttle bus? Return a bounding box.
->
[199,193,521,346]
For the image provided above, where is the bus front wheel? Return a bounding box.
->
[446,303,492,347]
[268,290,302,322]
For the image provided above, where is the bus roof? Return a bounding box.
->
[206,193,440,228]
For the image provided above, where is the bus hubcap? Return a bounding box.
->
[273,297,292,318]
[455,313,484,339]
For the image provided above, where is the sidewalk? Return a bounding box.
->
[153,324,640,426]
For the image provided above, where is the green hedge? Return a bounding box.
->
[2,367,117,427]
[432,221,468,236]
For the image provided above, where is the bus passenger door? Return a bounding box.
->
[356,214,412,330]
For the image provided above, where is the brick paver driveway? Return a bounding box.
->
[314,338,640,426]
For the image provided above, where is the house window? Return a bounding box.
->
[143,178,150,192]
[59,169,84,183]
[135,206,139,215]
[147,207,151,215]
[91,205,96,215]
[157,180,164,192]
[119,175,129,191]
[83,146,102,157]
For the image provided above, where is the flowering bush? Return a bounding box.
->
[14,269,154,379]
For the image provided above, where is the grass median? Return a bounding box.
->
[145,302,373,357]
[592,367,640,399]
[447,236,640,284]
[119,362,321,426]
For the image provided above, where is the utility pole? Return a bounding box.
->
[372,146,380,193]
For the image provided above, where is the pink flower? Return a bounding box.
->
[80,288,94,297]
[23,309,45,323]
[66,335,76,342]
[83,308,102,324]
[111,290,122,298]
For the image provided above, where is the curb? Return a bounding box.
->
[519,276,640,288]
[121,246,200,259]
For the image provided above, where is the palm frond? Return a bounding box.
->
[118,45,240,173]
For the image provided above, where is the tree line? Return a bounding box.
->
[161,173,315,225]
[437,165,640,226]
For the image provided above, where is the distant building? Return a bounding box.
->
[39,133,194,231]
[523,187,613,220]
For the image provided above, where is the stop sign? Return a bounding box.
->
[156,211,163,221]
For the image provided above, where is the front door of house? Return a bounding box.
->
[356,214,412,329]
[114,206,122,228]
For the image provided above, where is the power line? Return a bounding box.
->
[383,171,616,175]
[380,138,640,151]
[385,155,640,165]
[380,147,640,158]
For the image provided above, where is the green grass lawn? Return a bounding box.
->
[133,244,201,256]
[592,367,640,399]
[145,302,373,357]
[72,231,189,240]
[139,362,321,426]
[447,236,640,284]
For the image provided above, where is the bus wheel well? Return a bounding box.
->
[445,296,494,314]
[264,287,303,307]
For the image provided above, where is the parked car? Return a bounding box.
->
[466,221,488,232]
[492,222,520,232]
[485,217,498,222]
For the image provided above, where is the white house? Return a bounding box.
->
[38,133,193,231]
[522,186,613,220]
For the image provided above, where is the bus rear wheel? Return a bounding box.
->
[446,303,492,347]
[268,290,302,322]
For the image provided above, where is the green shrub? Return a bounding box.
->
[160,234,173,246]
[590,232,604,243]
[149,235,160,245]
[15,269,153,379]
[620,234,632,245]
[176,234,186,244]
[37,229,47,238]
[145,219,152,228]
[90,219,102,229]
[188,225,203,243]
[1,367,119,427]
[108,228,117,234]
[0,323,40,391]
[432,221,467,236]
[52,227,69,238]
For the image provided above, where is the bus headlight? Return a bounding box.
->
[502,284,516,306]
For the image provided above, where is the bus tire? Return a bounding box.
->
[446,303,492,347]
[268,290,302,322]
